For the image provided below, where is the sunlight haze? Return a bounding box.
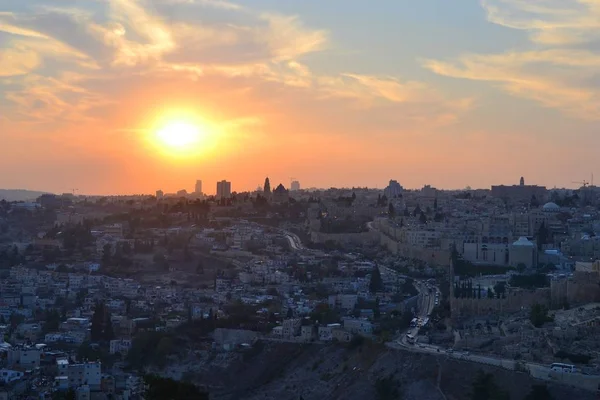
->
[0,0,598,194]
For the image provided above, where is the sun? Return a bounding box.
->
[155,121,202,149]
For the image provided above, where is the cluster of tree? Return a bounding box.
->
[319,216,369,234]
[60,223,95,252]
[335,192,357,207]
[143,374,208,400]
[549,191,579,208]
[375,375,400,400]
[470,370,510,400]
[452,249,515,278]
[309,303,341,325]
[102,242,133,268]
[126,332,176,370]
[376,194,388,207]
[530,303,553,328]
[554,350,592,365]
[0,246,24,268]
[400,278,419,297]
[43,309,62,334]
[90,302,115,343]
[509,273,549,289]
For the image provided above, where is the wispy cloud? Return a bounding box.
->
[424,0,600,119]
[0,47,41,77]
[0,0,466,130]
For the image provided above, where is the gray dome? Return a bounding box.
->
[542,202,560,212]
[512,236,535,247]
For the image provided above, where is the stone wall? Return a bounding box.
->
[450,288,551,318]
[380,234,451,267]
[550,272,600,308]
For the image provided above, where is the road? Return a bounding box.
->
[282,230,305,251]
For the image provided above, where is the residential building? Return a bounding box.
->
[343,319,373,336]
[7,346,40,368]
[195,180,203,194]
[216,180,232,199]
[109,339,132,355]
[291,180,300,191]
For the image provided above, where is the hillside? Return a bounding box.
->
[149,338,596,400]
[0,189,50,202]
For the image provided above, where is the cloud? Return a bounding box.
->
[0,47,41,76]
[424,0,600,120]
[481,0,600,45]
[0,0,465,132]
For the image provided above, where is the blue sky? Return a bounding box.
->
[0,0,598,194]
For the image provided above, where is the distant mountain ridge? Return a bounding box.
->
[0,189,52,202]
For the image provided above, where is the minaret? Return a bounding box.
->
[520,177,525,186]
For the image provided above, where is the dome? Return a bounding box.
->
[512,236,535,247]
[542,202,560,212]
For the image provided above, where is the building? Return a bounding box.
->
[7,346,40,368]
[509,237,538,269]
[272,183,289,204]
[291,180,300,191]
[491,177,547,203]
[109,339,132,355]
[0,370,24,384]
[263,177,271,194]
[60,361,102,391]
[343,319,373,336]
[155,190,164,199]
[216,180,232,199]
[195,180,202,194]
[384,180,403,198]
[176,189,188,197]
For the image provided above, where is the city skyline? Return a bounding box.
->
[1,0,599,194]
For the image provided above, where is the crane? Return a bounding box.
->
[572,180,589,188]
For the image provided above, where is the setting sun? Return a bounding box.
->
[156,121,202,149]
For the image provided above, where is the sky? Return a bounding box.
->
[0,0,599,195]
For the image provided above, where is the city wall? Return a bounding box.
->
[450,288,551,318]
[379,234,451,267]
[550,272,600,308]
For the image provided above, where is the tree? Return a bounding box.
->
[374,297,381,320]
[104,314,115,342]
[44,310,61,333]
[524,385,553,400]
[388,203,395,217]
[102,243,112,265]
[375,376,399,400]
[530,195,540,208]
[536,222,549,251]
[471,370,510,400]
[516,263,527,273]
[419,211,427,224]
[530,304,553,328]
[369,266,383,293]
[493,282,506,299]
[90,302,105,342]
